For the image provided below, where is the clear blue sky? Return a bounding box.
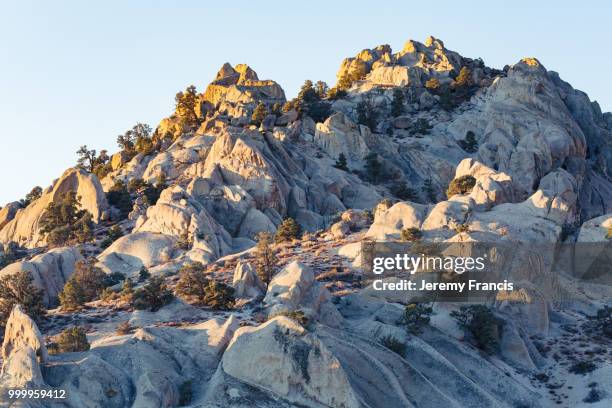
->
[1,1,610,206]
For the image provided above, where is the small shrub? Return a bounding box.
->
[380,335,406,357]
[391,89,404,117]
[594,305,612,338]
[275,218,301,243]
[401,227,423,242]
[583,387,602,403]
[270,309,309,325]
[138,266,151,282]
[100,225,124,249]
[100,287,118,302]
[176,231,193,250]
[178,380,192,406]
[55,326,90,353]
[202,281,235,310]
[251,102,267,126]
[116,321,133,335]
[0,271,45,325]
[390,181,417,201]
[106,181,132,219]
[334,153,349,171]
[446,175,476,198]
[458,131,478,153]
[120,278,134,302]
[59,259,107,310]
[21,186,43,207]
[413,118,432,136]
[568,361,597,375]
[356,94,381,130]
[422,178,437,202]
[364,153,382,184]
[455,223,470,233]
[175,262,210,305]
[132,276,173,312]
[254,232,278,286]
[451,305,499,354]
[404,303,433,334]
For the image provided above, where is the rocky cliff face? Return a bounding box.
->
[0,36,611,408]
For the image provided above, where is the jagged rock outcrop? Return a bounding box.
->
[0,246,82,306]
[263,261,342,326]
[367,159,577,242]
[232,261,265,298]
[134,185,233,263]
[0,168,108,248]
[202,63,286,125]
[0,305,48,394]
[0,202,21,231]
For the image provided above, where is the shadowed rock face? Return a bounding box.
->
[0,168,108,248]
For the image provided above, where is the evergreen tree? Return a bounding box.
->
[175,85,199,129]
[314,80,328,98]
[275,218,301,243]
[133,275,173,312]
[391,89,405,117]
[55,326,90,353]
[364,153,382,184]
[254,232,278,286]
[0,271,45,325]
[174,262,210,305]
[334,153,349,171]
[106,180,132,219]
[459,131,478,153]
[251,102,268,126]
[21,186,43,207]
[76,146,108,173]
[40,191,94,246]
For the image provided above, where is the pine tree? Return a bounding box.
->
[334,153,349,171]
[254,232,278,286]
[175,85,199,129]
[391,89,405,117]
[174,262,210,305]
[0,271,45,324]
[364,153,382,184]
[251,102,268,126]
[275,218,301,243]
[40,191,94,246]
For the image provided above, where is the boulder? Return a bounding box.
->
[232,261,265,298]
[578,213,612,242]
[330,220,350,239]
[237,208,276,240]
[222,317,361,408]
[275,109,298,126]
[1,304,48,366]
[97,232,177,277]
[0,202,21,230]
[314,112,370,168]
[0,247,82,306]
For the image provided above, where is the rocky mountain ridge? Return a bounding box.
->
[0,36,610,408]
